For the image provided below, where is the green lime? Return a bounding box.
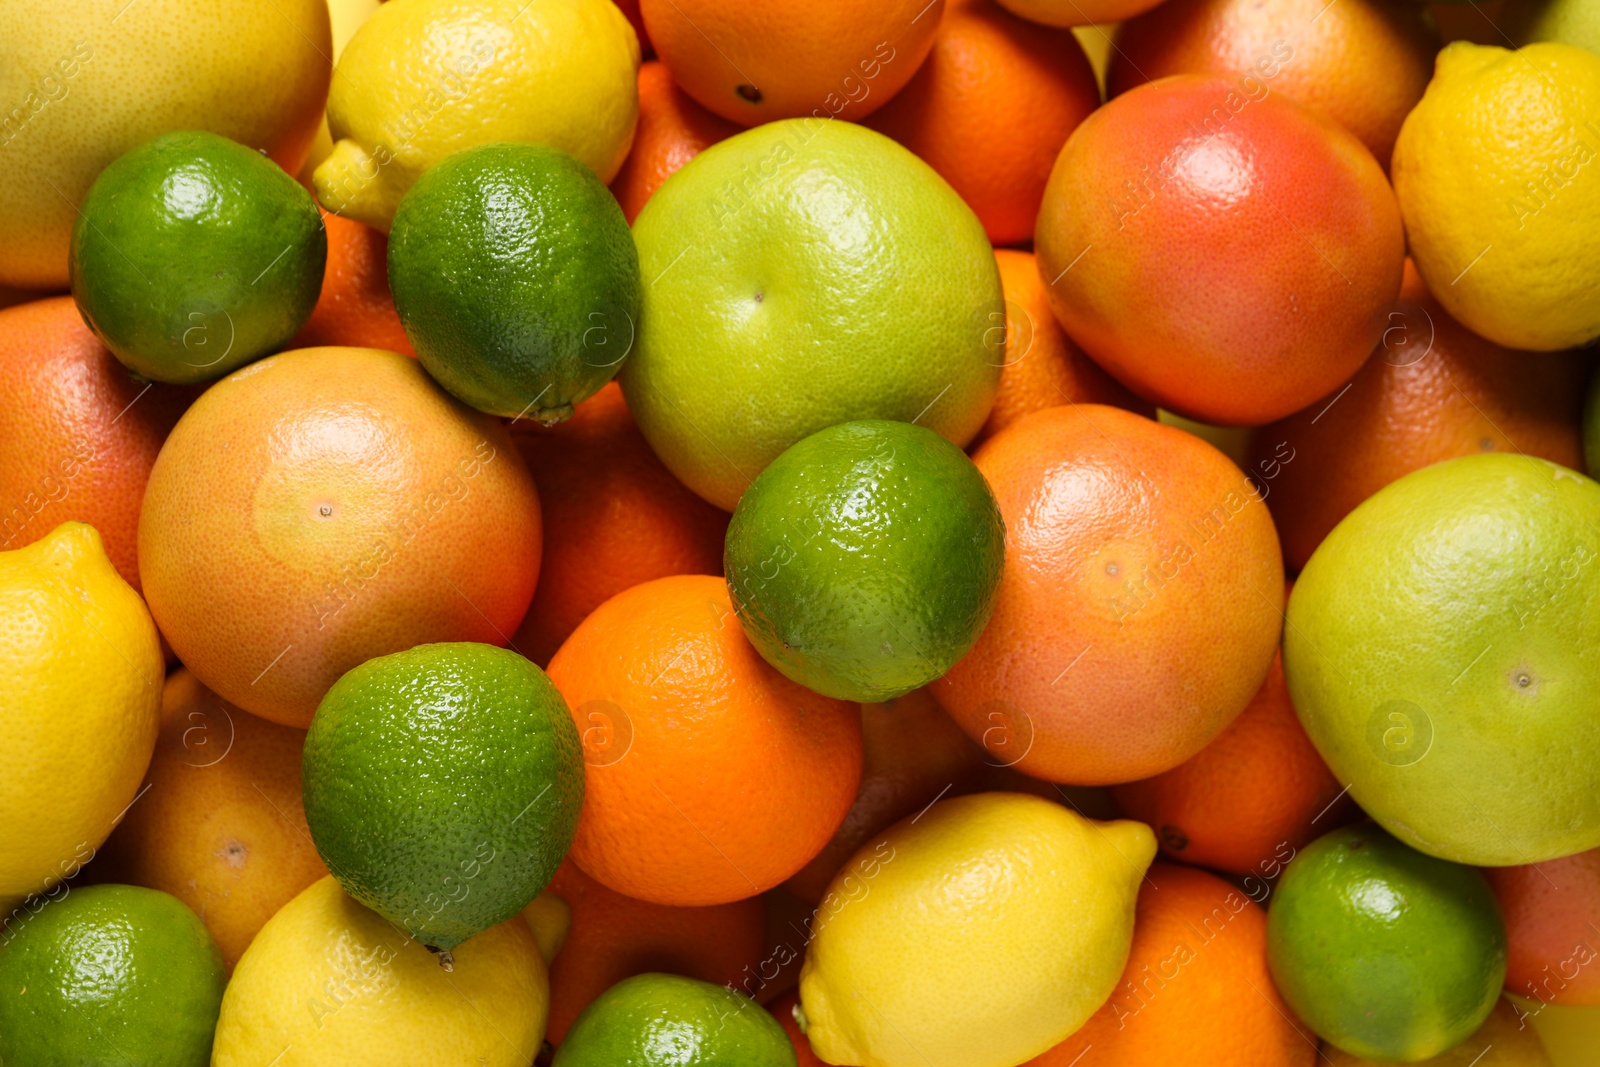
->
[1284,453,1600,865]
[725,420,1004,702]
[69,130,325,385]
[0,883,226,1066]
[387,142,641,422]
[553,973,797,1067]
[1267,823,1507,1061]
[301,642,584,953]
[622,119,1004,511]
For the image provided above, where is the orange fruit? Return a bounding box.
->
[509,383,728,667]
[977,249,1154,444]
[639,0,944,125]
[865,0,1101,247]
[1035,75,1405,427]
[1110,648,1357,879]
[546,574,863,906]
[0,297,192,591]
[783,687,989,905]
[768,988,829,1067]
[541,858,767,1045]
[1482,847,1600,1008]
[94,668,327,971]
[1107,0,1438,166]
[932,404,1284,785]
[138,347,542,729]
[609,60,740,224]
[1026,861,1318,1066]
[290,208,414,357]
[1245,260,1589,573]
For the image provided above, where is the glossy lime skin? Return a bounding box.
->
[725,420,1004,703]
[554,973,797,1067]
[388,142,641,421]
[1267,824,1507,1062]
[301,642,584,951]
[0,884,226,1067]
[69,130,325,385]
[1284,453,1600,865]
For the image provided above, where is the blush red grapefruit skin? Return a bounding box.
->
[1035,74,1405,427]
[933,404,1284,786]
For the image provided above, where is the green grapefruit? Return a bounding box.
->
[1284,453,1600,866]
[622,118,1004,511]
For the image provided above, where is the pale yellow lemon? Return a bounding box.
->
[1391,41,1600,350]
[313,0,640,231]
[0,522,162,902]
[799,791,1156,1067]
[212,876,549,1067]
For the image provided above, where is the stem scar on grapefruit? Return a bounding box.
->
[138,347,542,729]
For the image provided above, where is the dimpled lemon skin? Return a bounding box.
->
[212,876,549,1067]
[799,792,1156,1067]
[1391,41,1600,351]
[0,0,330,290]
[0,523,162,904]
[314,0,640,232]
[622,119,1004,512]
[1285,454,1600,866]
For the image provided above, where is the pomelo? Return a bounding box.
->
[1285,453,1600,865]
[622,118,1003,511]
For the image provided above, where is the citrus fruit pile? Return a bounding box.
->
[3,0,1600,1065]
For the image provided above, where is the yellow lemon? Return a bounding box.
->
[212,876,549,1067]
[1391,41,1600,351]
[297,0,385,185]
[0,0,330,290]
[313,0,640,231]
[798,791,1156,1067]
[0,522,162,904]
